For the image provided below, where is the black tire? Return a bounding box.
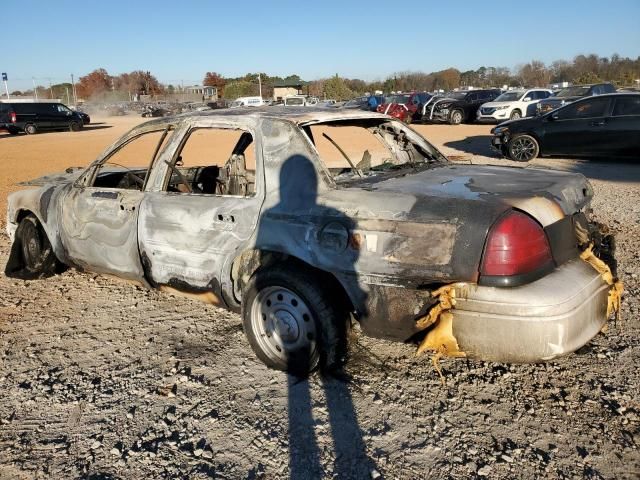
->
[449,109,463,125]
[242,265,348,375]
[8,127,19,135]
[507,134,539,162]
[69,121,81,132]
[8,214,59,279]
[510,109,522,120]
[24,124,37,135]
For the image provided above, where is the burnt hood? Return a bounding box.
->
[17,167,85,187]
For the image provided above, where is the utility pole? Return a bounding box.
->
[47,78,53,98]
[65,86,70,104]
[32,77,38,100]
[71,74,77,105]
[258,73,262,98]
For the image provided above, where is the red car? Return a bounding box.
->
[377,92,432,123]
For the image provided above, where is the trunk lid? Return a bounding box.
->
[367,164,592,227]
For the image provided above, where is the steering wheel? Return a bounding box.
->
[125,172,145,187]
[164,160,197,193]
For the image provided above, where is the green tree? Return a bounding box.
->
[223,80,257,99]
[323,75,353,101]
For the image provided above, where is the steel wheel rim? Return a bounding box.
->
[250,286,317,364]
[511,137,535,161]
[511,111,521,119]
[452,111,462,124]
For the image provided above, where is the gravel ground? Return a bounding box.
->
[0,124,639,479]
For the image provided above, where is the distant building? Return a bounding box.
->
[272,81,307,101]
[185,85,218,101]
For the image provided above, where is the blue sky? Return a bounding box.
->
[3,0,639,90]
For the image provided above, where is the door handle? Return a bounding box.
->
[91,191,119,199]
[216,213,235,223]
[590,120,606,127]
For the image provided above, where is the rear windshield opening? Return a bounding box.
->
[302,119,445,183]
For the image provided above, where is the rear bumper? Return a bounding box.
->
[451,259,609,362]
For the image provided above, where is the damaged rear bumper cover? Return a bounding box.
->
[449,259,609,363]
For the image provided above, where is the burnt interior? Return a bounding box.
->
[165,130,256,196]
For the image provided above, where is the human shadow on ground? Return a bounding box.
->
[252,155,379,478]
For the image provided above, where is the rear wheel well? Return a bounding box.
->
[15,209,34,225]
[231,249,354,313]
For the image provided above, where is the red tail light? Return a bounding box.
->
[480,210,553,278]
[10,112,16,123]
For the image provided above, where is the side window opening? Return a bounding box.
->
[92,128,174,190]
[304,120,442,182]
[557,97,609,120]
[163,127,257,197]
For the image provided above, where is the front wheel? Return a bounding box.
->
[507,134,539,162]
[6,214,59,279]
[510,109,522,120]
[449,109,463,125]
[242,265,347,375]
[69,121,81,132]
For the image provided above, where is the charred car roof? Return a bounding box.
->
[141,106,394,127]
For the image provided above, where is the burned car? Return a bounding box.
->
[5,109,621,374]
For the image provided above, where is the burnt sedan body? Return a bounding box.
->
[5,109,619,374]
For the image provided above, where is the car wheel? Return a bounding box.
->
[69,121,81,132]
[404,113,412,124]
[24,124,37,135]
[510,109,522,120]
[8,127,19,135]
[507,134,539,162]
[242,265,347,375]
[10,214,59,278]
[449,110,463,125]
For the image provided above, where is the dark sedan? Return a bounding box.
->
[492,93,640,161]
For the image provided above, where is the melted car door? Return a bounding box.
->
[58,128,173,280]
[137,126,264,301]
[59,185,145,280]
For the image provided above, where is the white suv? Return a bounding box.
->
[477,89,553,123]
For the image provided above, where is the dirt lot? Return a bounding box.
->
[0,115,639,479]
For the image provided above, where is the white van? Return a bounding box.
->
[230,96,265,108]
[283,95,307,106]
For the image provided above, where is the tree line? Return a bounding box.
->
[10,54,640,102]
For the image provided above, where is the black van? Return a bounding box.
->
[0,101,84,134]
